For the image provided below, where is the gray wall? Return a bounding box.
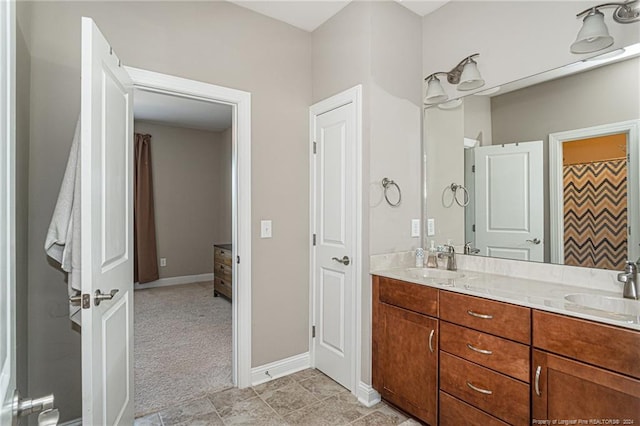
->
[490,57,640,262]
[312,0,422,385]
[25,2,311,421]
[134,121,232,280]
[16,8,31,398]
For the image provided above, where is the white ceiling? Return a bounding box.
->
[228,0,450,32]
[133,89,233,132]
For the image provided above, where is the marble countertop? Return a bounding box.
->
[372,266,640,331]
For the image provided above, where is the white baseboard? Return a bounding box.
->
[58,419,82,426]
[356,381,381,407]
[251,352,310,386]
[134,273,214,290]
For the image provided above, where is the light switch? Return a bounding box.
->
[160,258,167,267]
[427,218,436,236]
[411,219,420,238]
[261,220,272,238]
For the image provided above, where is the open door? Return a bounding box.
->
[474,141,544,262]
[80,17,134,425]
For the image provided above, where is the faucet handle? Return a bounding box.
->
[625,260,638,273]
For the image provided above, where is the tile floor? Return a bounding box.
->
[134,368,422,426]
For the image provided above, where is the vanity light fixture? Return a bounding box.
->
[424,53,485,105]
[571,0,640,54]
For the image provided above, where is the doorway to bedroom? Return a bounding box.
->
[132,88,234,417]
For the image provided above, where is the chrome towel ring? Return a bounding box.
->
[382,177,402,207]
[443,183,469,207]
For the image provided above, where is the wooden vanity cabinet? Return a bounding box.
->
[532,310,640,424]
[373,276,439,425]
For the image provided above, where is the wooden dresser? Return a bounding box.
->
[213,244,232,299]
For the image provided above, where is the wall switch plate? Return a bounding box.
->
[160,258,167,267]
[427,218,436,236]
[260,220,272,238]
[411,219,420,238]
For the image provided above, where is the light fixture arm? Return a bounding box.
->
[445,53,480,85]
[576,0,639,23]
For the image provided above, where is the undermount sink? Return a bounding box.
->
[396,268,465,281]
[564,293,640,321]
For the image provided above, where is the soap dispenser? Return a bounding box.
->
[426,240,438,268]
[415,247,425,267]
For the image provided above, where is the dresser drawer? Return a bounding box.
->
[214,277,231,299]
[215,262,232,282]
[440,291,531,344]
[440,321,530,382]
[214,248,232,266]
[533,310,640,379]
[439,391,509,426]
[440,352,529,425]
[378,276,438,317]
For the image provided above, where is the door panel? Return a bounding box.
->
[312,101,355,390]
[475,141,544,261]
[81,17,134,425]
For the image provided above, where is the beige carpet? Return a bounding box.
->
[134,281,232,417]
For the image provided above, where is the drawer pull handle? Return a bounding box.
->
[535,365,542,396]
[467,310,493,319]
[466,343,493,355]
[428,329,435,353]
[466,381,493,395]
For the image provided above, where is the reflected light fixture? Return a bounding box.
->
[424,54,485,105]
[571,1,639,54]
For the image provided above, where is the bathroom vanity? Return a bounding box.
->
[371,268,640,426]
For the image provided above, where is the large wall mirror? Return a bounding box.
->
[423,43,640,271]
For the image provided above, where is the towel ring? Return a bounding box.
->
[382,178,402,207]
[450,183,469,207]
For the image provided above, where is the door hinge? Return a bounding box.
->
[312,325,316,338]
[312,234,316,246]
[237,256,240,264]
[313,141,317,154]
[472,165,476,173]
[472,224,476,232]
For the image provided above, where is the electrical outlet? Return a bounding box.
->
[261,220,272,238]
[427,218,436,236]
[160,258,167,267]
[411,219,420,238]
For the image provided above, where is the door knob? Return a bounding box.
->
[526,238,541,245]
[332,256,351,266]
[94,289,119,306]
[13,391,57,425]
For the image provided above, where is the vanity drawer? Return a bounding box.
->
[440,352,529,425]
[533,310,640,379]
[440,291,531,344]
[378,277,438,317]
[439,391,509,426]
[440,321,530,382]
[214,247,232,266]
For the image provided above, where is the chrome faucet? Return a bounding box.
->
[464,242,480,255]
[438,244,457,271]
[617,259,639,300]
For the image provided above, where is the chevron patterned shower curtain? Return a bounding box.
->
[563,159,627,270]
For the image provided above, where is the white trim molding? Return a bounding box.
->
[134,273,214,290]
[549,119,640,265]
[308,85,363,395]
[125,66,252,388]
[250,352,310,386]
[58,419,82,426]
[356,381,381,408]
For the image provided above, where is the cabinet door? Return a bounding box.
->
[381,303,438,425]
[533,350,640,424]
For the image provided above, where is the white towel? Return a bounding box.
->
[45,119,82,325]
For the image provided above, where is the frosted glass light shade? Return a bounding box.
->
[458,59,485,91]
[425,76,448,104]
[571,10,614,53]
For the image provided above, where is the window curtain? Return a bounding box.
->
[134,133,159,283]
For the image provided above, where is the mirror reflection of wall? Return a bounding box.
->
[425,45,640,271]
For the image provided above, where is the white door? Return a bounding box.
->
[0,0,16,423]
[311,97,357,391]
[80,17,134,425]
[474,141,544,261]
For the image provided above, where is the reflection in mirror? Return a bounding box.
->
[424,44,640,271]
